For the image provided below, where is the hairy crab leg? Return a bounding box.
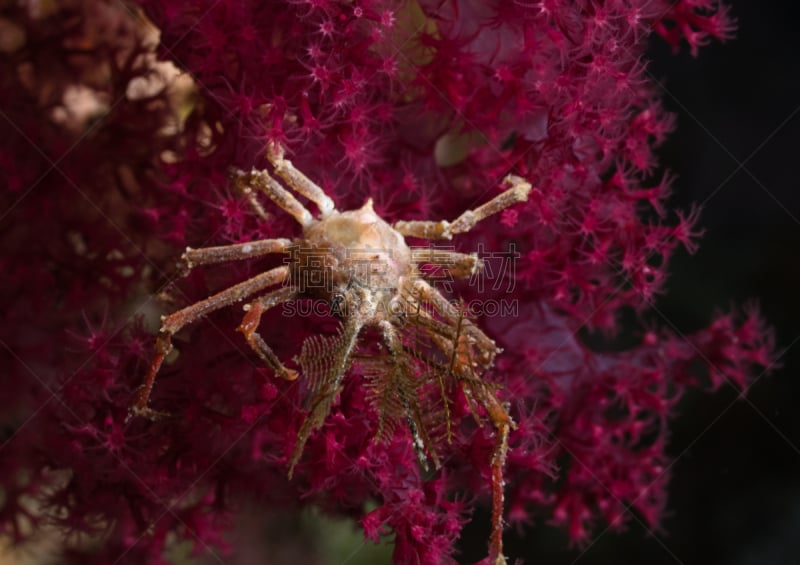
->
[181,238,292,271]
[129,266,290,421]
[232,168,314,227]
[466,380,513,565]
[267,142,336,217]
[377,319,442,471]
[238,286,299,381]
[411,247,484,279]
[408,279,500,368]
[403,282,512,565]
[288,315,363,477]
[394,174,531,240]
[426,327,513,565]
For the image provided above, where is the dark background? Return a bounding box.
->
[460,1,800,564]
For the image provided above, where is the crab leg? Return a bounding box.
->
[377,319,442,471]
[394,174,531,240]
[129,266,290,420]
[288,314,363,477]
[403,283,512,565]
[411,247,483,279]
[466,381,513,565]
[181,238,292,272]
[407,279,499,368]
[267,142,336,217]
[426,324,513,565]
[232,168,313,227]
[238,286,299,381]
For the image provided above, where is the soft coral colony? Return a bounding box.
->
[0,1,773,564]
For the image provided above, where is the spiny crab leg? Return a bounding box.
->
[288,314,363,478]
[424,320,514,565]
[266,142,336,217]
[239,286,299,381]
[181,238,292,271]
[402,281,513,564]
[410,247,484,279]
[394,174,531,240]
[377,319,442,471]
[466,381,514,565]
[231,168,314,227]
[129,266,290,421]
[407,278,499,368]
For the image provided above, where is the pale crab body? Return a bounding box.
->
[130,143,531,565]
[292,199,412,322]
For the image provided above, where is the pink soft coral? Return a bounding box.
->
[0,1,772,564]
